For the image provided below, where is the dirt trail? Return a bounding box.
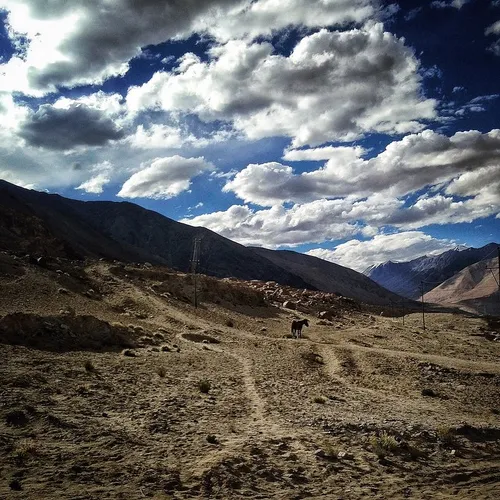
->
[2,260,499,499]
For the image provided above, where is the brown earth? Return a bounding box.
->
[1,252,499,499]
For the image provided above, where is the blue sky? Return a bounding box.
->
[0,0,499,271]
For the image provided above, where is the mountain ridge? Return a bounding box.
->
[365,243,499,299]
[424,257,500,316]
[0,180,404,306]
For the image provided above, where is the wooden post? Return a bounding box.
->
[402,301,405,326]
[420,281,426,331]
[498,246,500,303]
[191,238,201,308]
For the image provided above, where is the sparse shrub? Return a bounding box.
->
[9,479,22,491]
[5,410,28,427]
[370,431,398,458]
[157,366,167,378]
[314,396,327,404]
[225,319,234,327]
[421,388,437,397]
[84,360,95,372]
[12,439,38,463]
[198,379,211,393]
[206,435,218,444]
[323,443,340,459]
[76,384,91,396]
[437,425,456,445]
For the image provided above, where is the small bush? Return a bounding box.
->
[76,384,91,396]
[84,360,95,372]
[198,379,211,394]
[421,388,437,397]
[225,319,234,327]
[323,443,340,459]
[12,439,38,463]
[370,431,398,458]
[157,366,167,378]
[314,396,327,404]
[437,425,456,445]
[206,435,218,444]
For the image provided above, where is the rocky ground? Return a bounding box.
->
[1,252,499,499]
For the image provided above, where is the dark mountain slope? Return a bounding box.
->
[0,180,310,288]
[249,247,407,306]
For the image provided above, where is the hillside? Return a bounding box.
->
[424,257,500,315]
[250,247,408,306]
[1,251,500,498]
[0,180,409,307]
[0,180,310,290]
[365,244,499,299]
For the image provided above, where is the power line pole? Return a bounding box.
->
[420,281,426,331]
[402,300,405,326]
[191,238,201,308]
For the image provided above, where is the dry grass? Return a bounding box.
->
[12,438,38,463]
[370,431,399,458]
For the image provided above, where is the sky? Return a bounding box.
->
[0,0,499,272]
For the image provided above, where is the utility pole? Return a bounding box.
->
[191,238,201,308]
[420,281,426,331]
[402,300,405,326]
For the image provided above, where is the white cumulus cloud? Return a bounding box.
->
[117,155,214,199]
[126,23,436,147]
[223,129,500,213]
[306,232,458,271]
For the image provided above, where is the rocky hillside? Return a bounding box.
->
[249,248,408,306]
[365,243,499,299]
[0,180,408,306]
[424,257,500,315]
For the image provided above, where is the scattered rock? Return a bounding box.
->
[122,349,138,357]
[58,287,69,295]
[421,388,437,397]
[206,435,219,444]
[283,301,296,310]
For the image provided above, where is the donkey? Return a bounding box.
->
[291,319,309,339]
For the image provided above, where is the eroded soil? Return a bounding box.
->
[1,255,499,499]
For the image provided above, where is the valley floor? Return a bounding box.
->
[1,256,499,499]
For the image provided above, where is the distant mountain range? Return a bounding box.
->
[0,180,403,306]
[364,243,499,299]
[424,257,500,316]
